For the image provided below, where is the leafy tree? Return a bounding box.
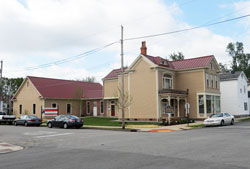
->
[76,76,97,83]
[1,77,24,113]
[226,42,250,77]
[169,52,185,61]
[219,63,230,73]
[1,77,24,100]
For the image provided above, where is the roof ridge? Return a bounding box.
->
[169,55,214,63]
[27,76,101,84]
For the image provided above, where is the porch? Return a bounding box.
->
[159,89,188,119]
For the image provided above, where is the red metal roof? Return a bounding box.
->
[104,68,122,79]
[104,55,215,79]
[170,55,214,70]
[145,55,214,70]
[104,67,128,79]
[28,76,102,99]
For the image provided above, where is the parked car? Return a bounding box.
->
[203,113,234,126]
[0,112,16,124]
[14,115,42,126]
[47,115,83,129]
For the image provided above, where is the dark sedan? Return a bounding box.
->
[14,115,42,126]
[47,115,83,129]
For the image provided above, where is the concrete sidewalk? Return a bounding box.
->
[84,121,204,132]
[83,116,249,132]
[130,121,204,132]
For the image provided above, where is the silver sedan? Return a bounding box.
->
[14,115,42,126]
[204,113,235,126]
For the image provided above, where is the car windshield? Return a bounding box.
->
[0,112,6,115]
[210,113,223,118]
[66,115,79,119]
[27,115,39,119]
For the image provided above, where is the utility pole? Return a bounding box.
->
[121,25,125,129]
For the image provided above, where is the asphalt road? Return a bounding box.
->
[1,121,250,169]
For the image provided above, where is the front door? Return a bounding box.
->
[111,105,115,116]
[93,102,97,117]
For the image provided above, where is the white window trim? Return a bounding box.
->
[66,103,72,114]
[206,73,209,88]
[162,73,173,89]
[215,75,217,88]
[197,93,221,118]
[211,74,214,88]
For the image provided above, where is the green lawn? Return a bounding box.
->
[239,117,250,121]
[82,117,160,127]
[189,124,204,128]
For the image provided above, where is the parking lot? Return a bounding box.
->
[1,121,250,169]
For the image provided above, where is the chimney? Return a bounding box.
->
[140,41,147,55]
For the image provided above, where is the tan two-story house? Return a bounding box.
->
[103,41,221,121]
[13,76,105,118]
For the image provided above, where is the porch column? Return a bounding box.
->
[177,97,180,117]
[167,96,171,106]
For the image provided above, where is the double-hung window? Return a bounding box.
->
[211,74,213,88]
[163,73,172,89]
[206,73,209,88]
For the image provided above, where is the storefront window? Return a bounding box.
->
[199,95,204,114]
[215,96,220,113]
[206,95,211,114]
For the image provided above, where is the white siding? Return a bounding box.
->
[237,74,249,115]
[220,73,249,116]
[221,80,238,115]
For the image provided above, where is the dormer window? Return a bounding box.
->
[160,60,168,66]
[163,73,172,89]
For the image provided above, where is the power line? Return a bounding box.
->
[6,41,119,73]
[124,14,250,41]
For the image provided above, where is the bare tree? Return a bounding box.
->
[113,86,132,129]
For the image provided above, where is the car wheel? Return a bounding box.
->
[220,120,224,126]
[231,119,234,125]
[24,122,28,127]
[47,122,52,128]
[14,122,17,126]
[76,126,81,129]
[63,123,68,129]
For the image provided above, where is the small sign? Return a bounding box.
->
[166,105,172,113]
[43,108,58,116]
[185,103,190,115]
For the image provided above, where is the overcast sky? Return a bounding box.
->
[0,0,250,82]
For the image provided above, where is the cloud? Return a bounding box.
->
[0,0,239,82]
[232,1,250,53]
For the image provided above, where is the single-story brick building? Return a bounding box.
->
[13,76,105,118]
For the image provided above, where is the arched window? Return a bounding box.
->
[163,73,172,89]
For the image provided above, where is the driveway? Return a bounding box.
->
[0,121,250,169]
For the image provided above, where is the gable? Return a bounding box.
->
[128,54,157,71]
[209,58,220,72]
[13,78,42,100]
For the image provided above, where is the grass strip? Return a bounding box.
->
[239,117,250,121]
[189,124,204,128]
